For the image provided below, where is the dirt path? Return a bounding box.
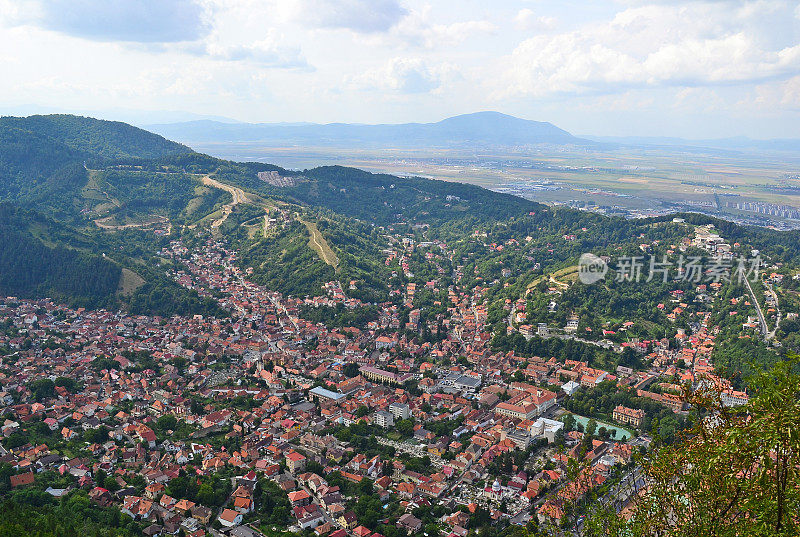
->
[299,218,339,269]
[527,268,574,291]
[94,215,168,230]
[201,175,249,229]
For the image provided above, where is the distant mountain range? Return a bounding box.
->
[146,111,592,148]
[144,110,800,155]
[581,135,800,154]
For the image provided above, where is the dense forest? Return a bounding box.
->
[0,205,121,308]
[0,115,189,206]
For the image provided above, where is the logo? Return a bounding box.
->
[578,253,607,284]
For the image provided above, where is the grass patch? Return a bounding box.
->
[299,218,339,270]
[117,268,146,296]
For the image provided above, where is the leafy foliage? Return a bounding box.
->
[0,491,143,537]
[0,204,121,308]
[588,357,800,537]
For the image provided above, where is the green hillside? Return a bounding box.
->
[220,164,541,225]
[0,114,189,160]
[0,124,85,200]
[0,204,121,308]
[0,116,223,315]
[1,114,800,328]
[0,115,194,220]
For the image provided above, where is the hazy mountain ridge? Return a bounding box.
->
[583,134,800,154]
[146,111,592,148]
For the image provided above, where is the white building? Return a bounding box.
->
[537,323,550,336]
[374,410,394,428]
[529,418,564,443]
[561,380,581,396]
[389,402,410,420]
[721,389,749,407]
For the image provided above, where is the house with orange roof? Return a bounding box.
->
[218,508,242,528]
[285,450,307,474]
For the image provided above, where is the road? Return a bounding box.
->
[201,175,250,229]
[764,280,782,340]
[743,276,772,340]
[507,303,516,327]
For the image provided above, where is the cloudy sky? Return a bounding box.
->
[1,0,799,138]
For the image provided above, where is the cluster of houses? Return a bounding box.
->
[0,227,769,535]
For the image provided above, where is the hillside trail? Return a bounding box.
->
[201,175,249,229]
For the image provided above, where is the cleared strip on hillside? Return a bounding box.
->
[299,218,339,270]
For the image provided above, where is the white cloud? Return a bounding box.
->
[673,87,725,112]
[2,0,799,135]
[497,2,800,98]
[514,8,556,31]
[389,6,496,48]
[350,57,456,94]
[286,0,407,33]
[750,75,800,110]
[2,0,210,42]
[200,32,310,69]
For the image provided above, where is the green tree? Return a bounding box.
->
[587,357,800,537]
[343,362,360,378]
[29,378,55,401]
[586,418,597,436]
[156,415,178,431]
[562,413,576,431]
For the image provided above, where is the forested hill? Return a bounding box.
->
[0,116,220,315]
[300,165,542,224]
[0,114,190,160]
[0,123,86,199]
[225,163,544,225]
[0,114,192,204]
[2,113,800,318]
[0,204,121,309]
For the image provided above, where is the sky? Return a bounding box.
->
[1,0,799,138]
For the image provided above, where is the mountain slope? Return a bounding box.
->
[0,114,190,160]
[0,123,86,199]
[211,161,543,226]
[147,111,590,148]
[2,113,798,318]
[0,115,197,220]
[0,115,224,314]
[0,204,122,308]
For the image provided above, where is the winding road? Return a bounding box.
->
[202,175,249,229]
